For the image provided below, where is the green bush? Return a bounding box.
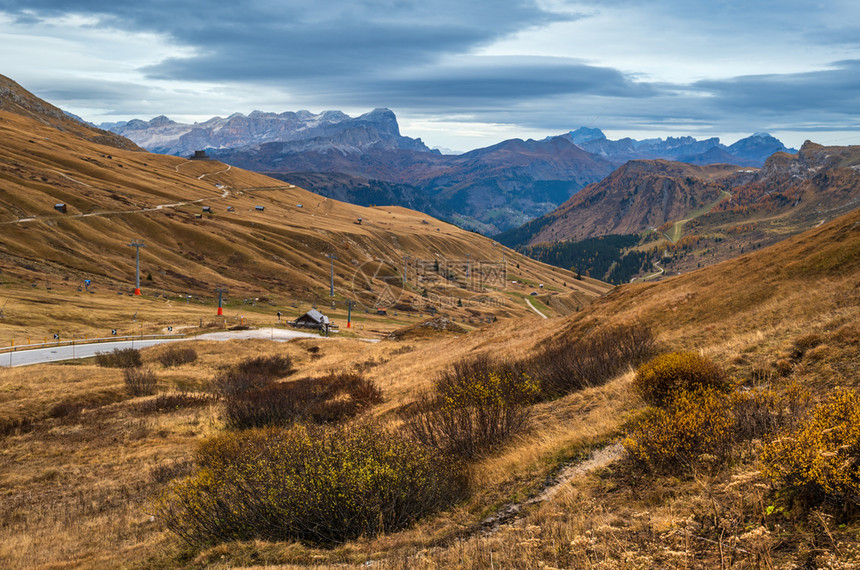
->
[403,356,539,459]
[632,351,728,407]
[761,390,860,513]
[95,347,142,368]
[154,424,467,547]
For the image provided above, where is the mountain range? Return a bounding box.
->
[497,143,860,283]
[101,111,796,234]
[558,127,795,166]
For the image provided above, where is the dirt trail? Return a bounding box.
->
[524,297,548,319]
[481,442,625,532]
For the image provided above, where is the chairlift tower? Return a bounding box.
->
[215,286,228,316]
[326,253,337,296]
[127,240,146,295]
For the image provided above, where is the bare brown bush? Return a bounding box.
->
[222,371,382,429]
[124,367,157,397]
[95,347,141,368]
[156,346,198,367]
[527,322,656,397]
[403,355,538,459]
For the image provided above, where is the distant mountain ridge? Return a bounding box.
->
[244,135,616,233]
[496,160,751,246]
[102,108,432,156]
[102,108,798,234]
[553,128,795,167]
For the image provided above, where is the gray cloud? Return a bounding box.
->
[1,0,859,147]
[693,60,860,116]
[1,1,570,81]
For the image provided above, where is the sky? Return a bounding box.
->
[1,0,859,152]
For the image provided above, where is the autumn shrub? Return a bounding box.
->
[95,347,142,368]
[624,387,735,472]
[222,371,382,429]
[760,390,860,514]
[154,424,467,547]
[527,322,656,397]
[157,345,198,367]
[625,383,812,474]
[403,356,539,459]
[212,369,272,396]
[730,383,811,442]
[211,355,292,396]
[632,351,728,407]
[124,367,157,396]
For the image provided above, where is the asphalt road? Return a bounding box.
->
[1,328,328,367]
[2,339,179,367]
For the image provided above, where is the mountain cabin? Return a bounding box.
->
[290,309,331,330]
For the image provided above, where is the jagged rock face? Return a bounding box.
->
[103,107,430,156]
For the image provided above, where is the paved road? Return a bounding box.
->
[2,339,179,367]
[1,328,329,367]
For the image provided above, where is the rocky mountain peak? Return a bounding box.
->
[149,115,176,127]
[566,127,607,144]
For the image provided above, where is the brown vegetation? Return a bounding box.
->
[95,347,143,368]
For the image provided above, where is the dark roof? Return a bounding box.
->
[298,309,330,324]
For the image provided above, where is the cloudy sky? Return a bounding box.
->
[1,0,859,151]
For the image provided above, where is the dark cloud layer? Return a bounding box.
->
[1,1,567,80]
[1,0,859,144]
[694,61,860,116]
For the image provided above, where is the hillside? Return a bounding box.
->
[499,160,748,246]
[0,85,610,342]
[0,74,141,152]
[500,147,859,282]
